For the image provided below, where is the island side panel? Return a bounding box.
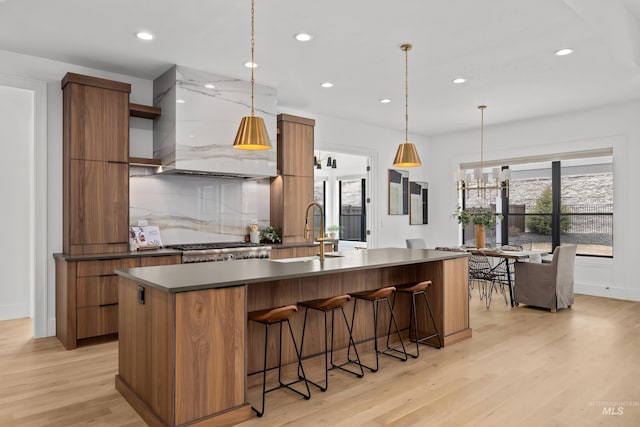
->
[442,256,471,344]
[174,285,248,425]
[117,277,175,426]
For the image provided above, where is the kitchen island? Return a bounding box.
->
[115,248,470,427]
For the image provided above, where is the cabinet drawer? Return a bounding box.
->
[77,258,139,277]
[77,305,118,339]
[140,255,182,267]
[77,276,118,307]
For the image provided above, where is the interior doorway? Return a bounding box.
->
[313,150,373,250]
[0,85,34,321]
[0,75,47,338]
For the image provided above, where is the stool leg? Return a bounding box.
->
[336,306,364,378]
[297,308,310,382]
[382,297,408,362]
[421,291,443,349]
[300,308,329,392]
[410,291,419,358]
[347,298,359,365]
[251,322,269,417]
[284,319,311,400]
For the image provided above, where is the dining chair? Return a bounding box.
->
[406,238,427,249]
[468,253,507,309]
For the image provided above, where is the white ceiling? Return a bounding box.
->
[1,0,639,136]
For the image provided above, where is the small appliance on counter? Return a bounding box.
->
[129,226,163,251]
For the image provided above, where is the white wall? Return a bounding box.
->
[0,85,33,321]
[426,100,640,301]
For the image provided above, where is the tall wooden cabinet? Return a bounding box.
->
[62,73,131,255]
[270,114,316,244]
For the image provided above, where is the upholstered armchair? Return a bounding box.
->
[514,244,577,312]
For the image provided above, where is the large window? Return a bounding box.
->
[462,154,613,257]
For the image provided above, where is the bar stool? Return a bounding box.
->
[297,294,364,391]
[347,287,407,372]
[389,280,442,358]
[248,305,310,417]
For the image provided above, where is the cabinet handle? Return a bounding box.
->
[99,303,118,307]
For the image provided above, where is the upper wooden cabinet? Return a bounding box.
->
[62,72,131,254]
[62,73,130,163]
[271,114,316,244]
[68,160,129,252]
[277,114,315,177]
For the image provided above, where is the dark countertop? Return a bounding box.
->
[53,248,182,261]
[116,248,468,293]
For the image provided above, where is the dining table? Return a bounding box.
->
[468,249,530,307]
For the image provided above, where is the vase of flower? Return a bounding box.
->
[475,224,486,249]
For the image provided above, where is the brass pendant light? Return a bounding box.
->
[393,43,422,168]
[233,0,272,150]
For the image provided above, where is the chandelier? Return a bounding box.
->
[313,152,337,169]
[232,0,272,150]
[456,105,510,198]
[392,44,422,168]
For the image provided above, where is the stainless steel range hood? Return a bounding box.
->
[153,65,277,178]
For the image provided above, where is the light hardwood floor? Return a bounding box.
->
[1,294,638,426]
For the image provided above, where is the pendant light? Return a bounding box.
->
[233,0,272,150]
[456,105,510,197]
[393,43,422,168]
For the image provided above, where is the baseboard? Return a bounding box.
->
[575,283,637,301]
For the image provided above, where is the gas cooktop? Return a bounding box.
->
[166,242,264,251]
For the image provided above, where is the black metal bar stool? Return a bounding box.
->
[297,294,364,391]
[248,305,310,417]
[388,280,442,358]
[347,287,407,372]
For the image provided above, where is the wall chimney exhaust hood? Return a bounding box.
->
[153,65,277,178]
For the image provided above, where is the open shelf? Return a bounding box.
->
[129,103,161,119]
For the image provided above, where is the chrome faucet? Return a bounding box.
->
[304,202,326,261]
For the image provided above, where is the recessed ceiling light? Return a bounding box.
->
[244,61,258,68]
[204,83,215,89]
[136,31,154,41]
[294,33,313,42]
[555,48,574,56]
[176,99,185,104]
[321,82,334,88]
[452,77,467,84]
[379,98,391,104]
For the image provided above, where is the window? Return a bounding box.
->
[339,178,366,241]
[461,154,613,257]
[313,180,326,236]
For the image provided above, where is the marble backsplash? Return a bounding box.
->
[130,167,271,245]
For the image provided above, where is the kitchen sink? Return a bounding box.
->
[270,254,344,263]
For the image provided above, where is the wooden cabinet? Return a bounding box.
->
[62,72,131,255]
[271,114,316,244]
[277,114,315,177]
[56,254,181,349]
[69,160,129,250]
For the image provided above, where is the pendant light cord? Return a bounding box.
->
[250,0,256,116]
[479,105,486,172]
[404,45,409,143]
